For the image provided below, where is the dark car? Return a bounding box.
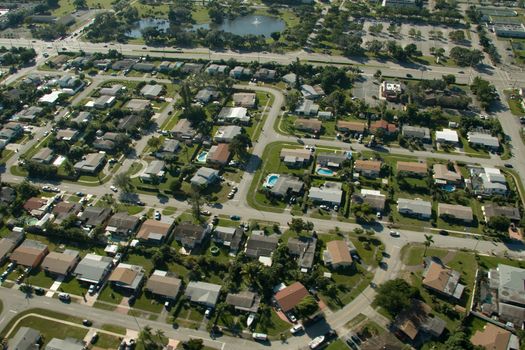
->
[406,73,413,78]
[136,200,145,206]
[439,229,449,235]
[324,330,338,341]
[34,287,45,295]
[230,215,241,221]
[83,319,92,326]
[504,163,513,168]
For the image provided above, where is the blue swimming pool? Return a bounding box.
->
[317,167,335,176]
[196,151,208,163]
[442,184,456,192]
[264,173,280,188]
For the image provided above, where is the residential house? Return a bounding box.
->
[141,84,163,99]
[287,237,317,271]
[217,107,250,124]
[55,128,79,142]
[275,282,310,313]
[352,189,386,212]
[482,204,521,222]
[282,73,297,86]
[294,99,319,116]
[370,120,398,134]
[145,270,182,300]
[470,324,520,350]
[422,258,465,300]
[471,167,508,197]
[190,167,220,187]
[0,186,15,205]
[301,84,324,100]
[397,198,432,219]
[317,152,347,169]
[73,253,113,285]
[229,66,252,79]
[117,114,142,133]
[233,93,256,108]
[402,125,431,142]
[111,59,136,71]
[308,182,343,207]
[487,264,525,326]
[52,202,81,224]
[99,84,124,96]
[294,118,322,133]
[23,197,49,218]
[318,111,333,120]
[133,62,155,72]
[212,226,244,253]
[74,153,105,174]
[31,147,54,164]
[438,203,473,223]
[206,64,229,75]
[393,299,446,342]
[172,119,197,141]
[280,148,312,168]
[173,223,212,249]
[105,212,140,237]
[0,122,23,142]
[354,160,382,178]
[254,68,276,81]
[92,132,121,152]
[136,219,174,245]
[194,88,220,104]
[139,160,166,182]
[45,338,84,350]
[13,106,43,122]
[108,263,145,292]
[245,234,279,259]
[214,125,242,143]
[79,207,112,228]
[10,239,48,268]
[185,281,222,308]
[155,139,180,159]
[433,163,462,185]
[93,95,116,109]
[206,144,231,168]
[0,231,24,264]
[397,161,428,177]
[9,327,41,350]
[467,131,500,149]
[323,240,353,269]
[180,63,204,74]
[124,99,150,112]
[226,291,261,313]
[41,249,80,277]
[72,111,92,124]
[336,121,367,133]
[269,176,304,198]
[435,128,459,145]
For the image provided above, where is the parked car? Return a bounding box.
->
[389,230,400,237]
[83,319,92,326]
[110,186,118,192]
[252,333,268,341]
[200,210,211,216]
[88,285,96,295]
[58,293,71,302]
[205,308,212,318]
[34,287,45,295]
[290,324,304,335]
[154,211,161,220]
[136,200,145,206]
[287,312,297,323]
[230,215,241,221]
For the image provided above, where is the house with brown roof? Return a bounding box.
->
[226,291,261,313]
[41,249,80,276]
[0,231,24,264]
[397,162,428,177]
[393,299,446,343]
[23,197,49,218]
[52,201,81,224]
[433,163,462,185]
[108,263,145,292]
[145,270,182,300]
[206,144,231,168]
[173,223,212,249]
[336,121,367,133]
[10,239,49,268]
[422,258,465,300]
[370,120,398,134]
[323,240,353,269]
[471,324,520,350]
[354,160,382,178]
[79,207,112,228]
[294,118,322,133]
[275,282,310,313]
[232,93,256,108]
[105,212,140,237]
[438,203,473,223]
[136,219,174,245]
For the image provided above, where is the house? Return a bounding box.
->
[433,163,462,185]
[352,189,386,212]
[206,144,231,167]
[308,182,343,206]
[10,239,48,268]
[73,253,113,285]
[92,58,111,70]
[9,327,41,350]
[471,167,508,197]
[105,212,140,237]
[52,202,81,225]
[323,240,353,269]
[213,226,244,253]
[269,175,304,198]
[435,128,459,145]
[55,128,79,141]
[397,162,428,177]
[288,237,317,271]
[72,111,92,124]
[254,68,277,81]
[13,106,43,122]
[470,324,520,350]
[195,88,220,104]
[173,223,211,249]
[112,59,136,71]
[397,198,432,219]
[217,107,250,123]
[190,167,219,187]
[245,234,279,259]
[41,249,80,277]
[139,160,166,182]
[438,203,473,223]
[336,121,367,133]
[0,231,24,264]
[74,153,105,174]
[318,111,333,120]
[317,152,347,169]
[233,93,256,108]
[275,282,310,313]
[145,270,182,300]
[294,118,322,133]
[402,125,431,142]
[93,95,116,109]
[280,148,312,168]
[482,204,521,222]
[229,66,252,79]
[294,99,319,116]
[23,197,50,218]
[206,64,229,75]
[301,84,324,99]
[393,299,446,342]
[0,122,23,141]
[141,84,163,99]
[136,219,174,244]
[99,84,124,96]
[354,160,382,178]
[468,131,500,149]
[226,291,261,313]
[0,186,15,205]
[79,207,111,228]
[172,119,197,141]
[133,62,155,72]
[380,81,402,101]
[488,264,525,326]
[108,263,145,292]
[370,120,398,134]
[185,281,222,308]
[117,114,142,133]
[214,125,242,143]
[156,139,180,159]
[180,62,204,74]
[124,99,150,112]
[31,147,54,164]
[282,73,297,86]
[92,132,122,152]
[422,258,465,300]
[45,337,84,350]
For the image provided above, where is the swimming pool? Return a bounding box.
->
[263,173,280,188]
[317,167,336,176]
[196,151,208,163]
[442,184,456,192]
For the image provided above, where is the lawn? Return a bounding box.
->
[97,284,124,305]
[7,316,88,346]
[26,268,55,289]
[132,290,163,313]
[94,333,122,349]
[125,253,154,274]
[115,203,144,215]
[319,265,373,310]
[401,245,449,266]
[101,324,126,335]
[325,339,348,350]
[254,309,291,337]
[506,98,525,116]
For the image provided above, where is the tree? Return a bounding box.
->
[366,40,383,55]
[488,216,511,232]
[137,326,163,350]
[169,178,182,194]
[470,76,497,111]
[147,137,162,152]
[229,133,251,159]
[369,23,383,34]
[442,74,456,85]
[73,0,87,10]
[294,295,319,319]
[288,218,305,233]
[374,279,417,316]
[449,47,483,67]
[183,338,204,350]
[113,173,132,192]
[285,89,301,111]
[448,30,465,43]
[270,32,281,41]
[182,106,207,128]
[180,82,192,109]
[188,190,204,220]
[423,234,434,256]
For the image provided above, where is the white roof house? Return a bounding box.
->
[435,128,459,144]
[214,125,242,143]
[467,132,499,148]
[217,107,249,123]
[397,198,432,219]
[308,182,343,206]
[185,281,221,308]
[38,90,63,104]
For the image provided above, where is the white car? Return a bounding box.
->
[110,186,118,192]
[58,293,71,301]
[154,211,161,220]
[88,285,96,295]
[389,230,400,237]
[290,324,304,335]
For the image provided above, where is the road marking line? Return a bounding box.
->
[9,310,17,313]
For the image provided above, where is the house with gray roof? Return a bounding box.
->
[155,139,180,159]
[173,223,212,249]
[467,131,500,149]
[141,84,163,99]
[402,125,431,142]
[482,204,521,222]
[226,291,261,313]
[133,62,155,72]
[145,270,182,300]
[93,95,116,109]
[185,281,221,308]
[397,198,432,219]
[317,152,347,168]
[489,264,525,326]
[74,153,105,173]
[245,234,278,259]
[438,203,473,223]
[99,84,124,96]
[287,237,317,271]
[73,253,113,284]
[269,175,304,198]
[171,119,197,141]
[190,167,219,187]
[9,327,41,350]
[125,99,150,112]
[195,88,220,104]
[308,182,343,206]
[105,212,140,237]
[72,111,92,124]
[213,226,244,253]
[294,99,319,116]
[140,160,166,182]
[79,207,112,228]
[214,125,242,143]
[108,263,145,292]
[45,337,84,350]
[31,147,54,164]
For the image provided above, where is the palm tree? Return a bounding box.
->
[423,234,434,257]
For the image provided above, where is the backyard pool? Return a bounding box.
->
[442,184,456,192]
[196,151,208,163]
[263,173,280,188]
[317,167,336,176]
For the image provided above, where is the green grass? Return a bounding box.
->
[6,316,87,346]
[192,6,210,24]
[101,324,126,335]
[507,98,525,116]
[94,333,122,349]
[115,203,144,215]
[132,291,163,313]
[93,301,117,311]
[320,266,373,310]
[97,284,124,304]
[254,310,291,337]
[401,245,449,266]
[26,268,55,289]
[325,339,348,350]
[162,206,177,216]
[127,162,143,176]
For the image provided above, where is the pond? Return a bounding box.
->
[127,19,170,39]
